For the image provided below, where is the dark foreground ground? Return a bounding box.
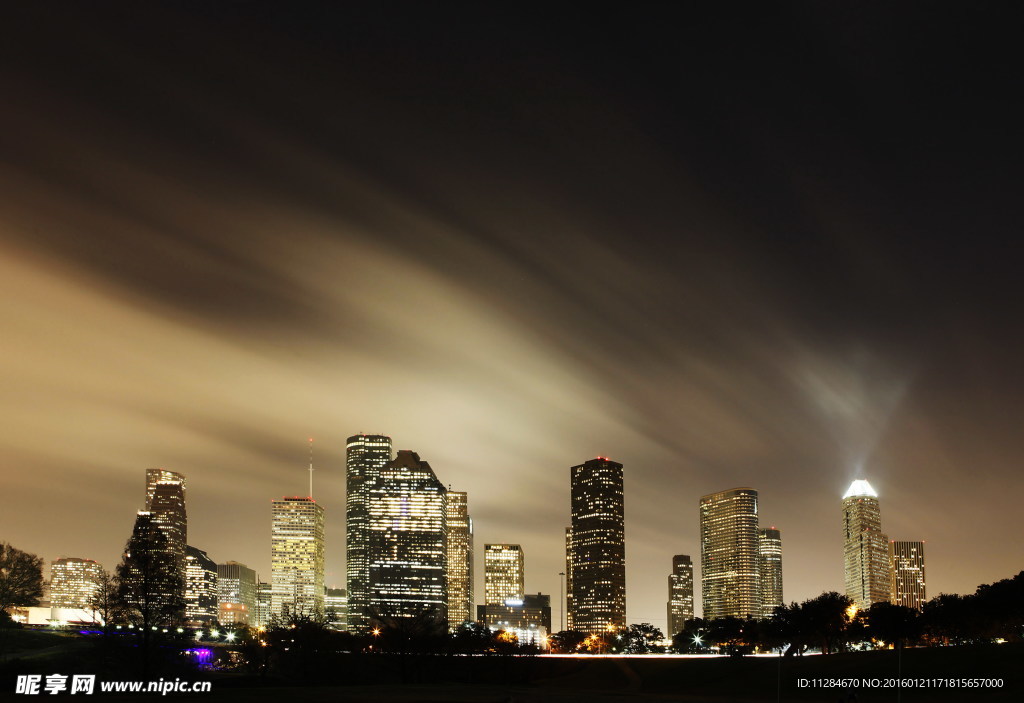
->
[1,630,1019,702]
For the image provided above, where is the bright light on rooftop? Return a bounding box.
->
[843,479,877,499]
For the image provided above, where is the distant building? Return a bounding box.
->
[50,558,103,610]
[666,555,694,636]
[184,546,218,626]
[479,593,551,648]
[566,457,625,633]
[217,561,256,626]
[367,450,448,625]
[890,541,926,610]
[843,480,890,610]
[218,601,250,626]
[758,527,783,618]
[700,488,760,620]
[446,491,474,629]
[254,581,271,627]
[345,433,393,631]
[325,587,348,630]
[271,496,325,621]
[484,544,524,606]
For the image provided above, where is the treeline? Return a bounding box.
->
[667,570,1024,656]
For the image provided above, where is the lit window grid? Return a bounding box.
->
[700,488,760,620]
[50,558,103,610]
[271,497,325,619]
[843,493,891,610]
[567,459,626,632]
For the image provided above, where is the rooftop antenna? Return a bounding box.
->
[308,437,314,499]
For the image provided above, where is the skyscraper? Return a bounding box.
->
[484,544,525,606]
[445,491,473,628]
[184,545,218,626]
[271,496,325,621]
[666,554,694,636]
[324,587,348,630]
[566,457,625,633]
[758,527,783,618]
[890,541,926,610]
[50,558,103,610]
[842,479,890,611]
[367,450,448,625]
[120,511,185,625]
[700,488,760,620]
[345,433,392,631]
[144,469,187,605]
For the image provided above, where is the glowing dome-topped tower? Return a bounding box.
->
[842,479,890,610]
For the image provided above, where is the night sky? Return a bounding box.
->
[2,3,1021,631]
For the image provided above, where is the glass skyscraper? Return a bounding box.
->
[271,496,325,620]
[890,540,926,610]
[566,457,625,633]
[446,491,473,628]
[666,554,694,636]
[700,487,760,620]
[758,527,783,618]
[484,543,524,606]
[345,433,392,631]
[50,558,103,610]
[367,450,448,625]
[843,479,890,610]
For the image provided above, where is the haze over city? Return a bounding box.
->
[1,3,1021,634]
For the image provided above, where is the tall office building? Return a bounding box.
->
[842,479,890,610]
[345,434,392,631]
[121,511,185,624]
[700,488,760,620]
[566,457,625,633]
[890,541,926,610]
[184,546,218,625]
[143,469,187,604]
[446,491,474,628]
[758,527,783,618]
[666,554,694,636]
[367,450,448,624]
[50,558,103,610]
[271,496,325,621]
[485,544,525,606]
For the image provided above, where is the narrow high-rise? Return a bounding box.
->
[144,469,187,601]
[484,544,525,605]
[445,491,473,628]
[367,450,448,625]
[842,479,890,611]
[345,434,392,631]
[271,496,325,621]
[890,541,926,610]
[184,546,218,626]
[666,554,694,636]
[566,457,625,633]
[700,488,760,620]
[758,527,783,618]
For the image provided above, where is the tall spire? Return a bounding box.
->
[308,437,314,498]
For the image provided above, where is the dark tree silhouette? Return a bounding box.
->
[0,542,44,612]
[623,622,664,653]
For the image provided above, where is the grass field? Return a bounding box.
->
[1,629,1019,702]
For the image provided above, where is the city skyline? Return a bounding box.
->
[3,4,1022,636]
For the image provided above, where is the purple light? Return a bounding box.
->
[185,648,213,662]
